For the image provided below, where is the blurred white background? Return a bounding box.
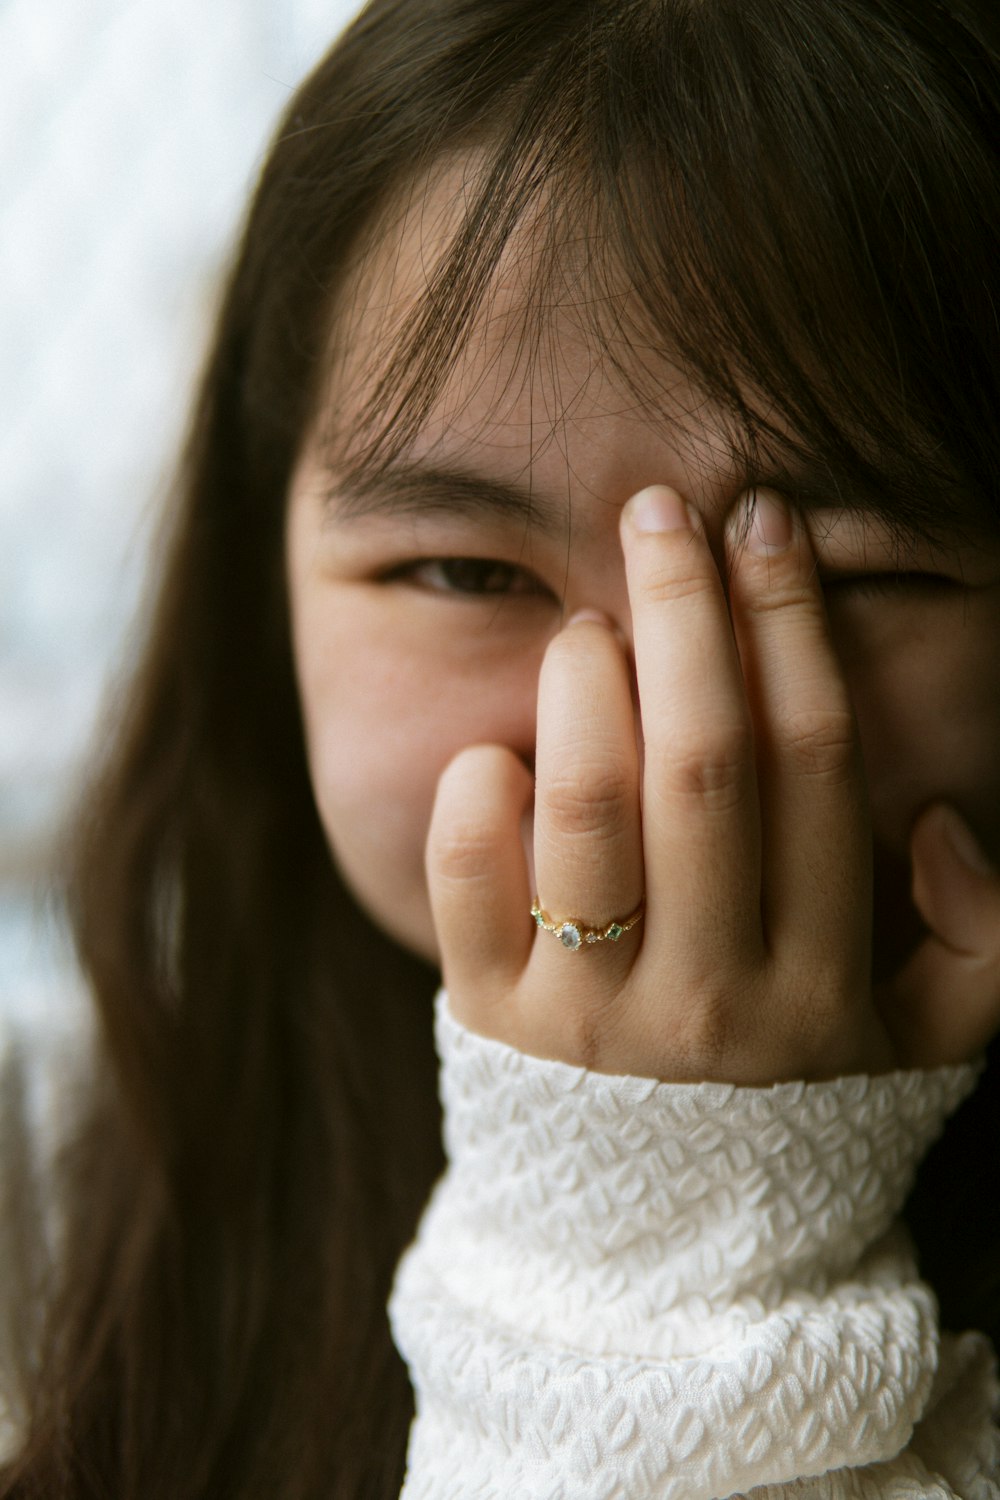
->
[1,0,364,1020]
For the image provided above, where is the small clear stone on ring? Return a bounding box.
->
[558,923,582,951]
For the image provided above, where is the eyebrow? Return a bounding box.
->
[326,460,569,537]
[323,452,970,544]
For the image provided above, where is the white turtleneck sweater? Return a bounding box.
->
[389,993,1000,1498]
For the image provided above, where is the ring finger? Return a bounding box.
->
[531,610,644,966]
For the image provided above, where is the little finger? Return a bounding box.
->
[426,744,535,1018]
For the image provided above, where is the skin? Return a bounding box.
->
[286,175,1000,1083]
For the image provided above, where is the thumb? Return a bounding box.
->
[880,803,1000,1067]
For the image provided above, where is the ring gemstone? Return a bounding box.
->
[531,896,643,952]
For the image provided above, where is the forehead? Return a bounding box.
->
[324,157,741,489]
[310,157,991,551]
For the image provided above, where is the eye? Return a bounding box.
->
[821,570,961,601]
[388,556,549,598]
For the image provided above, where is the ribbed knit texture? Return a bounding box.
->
[389,993,1000,1498]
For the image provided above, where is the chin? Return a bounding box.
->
[357,885,441,968]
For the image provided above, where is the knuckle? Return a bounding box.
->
[569,1000,625,1072]
[740,574,816,617]
[675,993,737,1075]
[642,567,717,608]
[524,984,629,1072]
[665,722,753,810]
[429,818,502,885]
[783,705,857,779]
[780,988,863,1078]
[544,758,633,836]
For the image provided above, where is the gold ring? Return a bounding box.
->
[531,897,644,952]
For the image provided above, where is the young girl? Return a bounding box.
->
[4,0,1000,1494]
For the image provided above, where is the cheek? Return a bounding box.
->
[293,601,541,957]
[834,600,1000,862]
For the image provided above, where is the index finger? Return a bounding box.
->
[726,490,870,973]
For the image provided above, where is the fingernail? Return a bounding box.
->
[566,607,612,628]
[938,804,997,878]
[627,485,695,534]
[746,489,793,555]
[565,608,629,650]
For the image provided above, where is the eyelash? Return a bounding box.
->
[387,557,550,598]
[387,556,959,605]
[820,571,958,600]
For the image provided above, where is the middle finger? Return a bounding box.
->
[622,486,762,968]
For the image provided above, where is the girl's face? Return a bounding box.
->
[286,182,1000,972]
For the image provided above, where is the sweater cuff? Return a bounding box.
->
[428,990,976,1338]
[390,991,979,1495]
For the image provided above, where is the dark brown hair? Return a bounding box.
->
[4,0,999,1494]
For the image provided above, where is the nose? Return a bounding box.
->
[543,495,740,774]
